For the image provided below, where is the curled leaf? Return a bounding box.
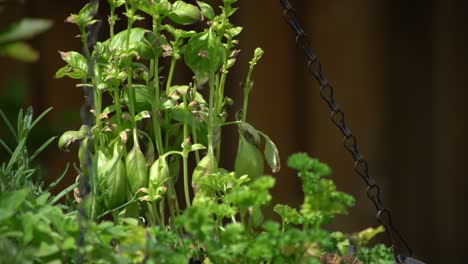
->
[196,1,215,20]
[58,125,88,151]
[263,134,280,173]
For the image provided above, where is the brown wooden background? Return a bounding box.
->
[1,0,467,262]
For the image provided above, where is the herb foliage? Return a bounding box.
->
[0,1,395,263]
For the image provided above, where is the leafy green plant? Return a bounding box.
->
[0,0,396,263]
[0,107,71,199]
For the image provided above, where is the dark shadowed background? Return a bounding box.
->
[1,0,467,262]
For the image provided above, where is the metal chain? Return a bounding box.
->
[279,1,416,263]
[76,1,101,263]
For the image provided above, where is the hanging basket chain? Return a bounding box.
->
[278,1,423,263]
[76,0,101,263]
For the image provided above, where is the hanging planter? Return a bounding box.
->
[0,0,425,263]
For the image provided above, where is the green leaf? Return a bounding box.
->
[192,153,217,193]
[167,1,201,25]
[108,0,126,8]
[235,133,264,180]
[184,29,226,85]
[126,134,148,195]
[166,85,206,104]
[0,18,52,44]
[21,212,35,244]
[0,109,17,140]
[0,189,28,222]
[189,144,206,152]
[0,42,39,62]
[104,27,152,59]
[123,84,154,112]
[66,1,99,30]
[274,204,302,225]
[352,226,385,247]
[263,134,280,173]
[55,51,88,79]
[31,136,56,161]
[238,122,260,145]
[197,1,215,20]
[58,125,88,151]
[148,157,170,201]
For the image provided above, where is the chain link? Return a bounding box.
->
[279,0,415,263]
[76,1,101,263]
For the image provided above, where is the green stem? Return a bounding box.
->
[216,37,232,114]
[191,84,200,163]
[148,203,162,226]
[242,65,254,122]
[166,56,177,91]
[207,73,216,164]
[214,74,221,162]
[221,120,243,127]
[159,199,166,226]
[167,183,178,229]
[150,17,164,156]
[125,6,137,126]
[109,6,116,37]
[164,55,177,150]
[182,93,191,208]
[112,87,122,128]
[191,120,200,163]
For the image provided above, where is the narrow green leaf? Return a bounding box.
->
[0,138,12,156]
[189,144,206,152]
[49,180,77,205]
[0,42,39,62]
[30,107,53,130]
[6,139,26,173]
[31,136,56,161]
[0,109,17,140]
[45,163,70,192]
[0,18,52,44]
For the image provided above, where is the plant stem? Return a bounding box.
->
[166,56,177,92]
[151,59,164,156]
[148,203,162,226]
[125,5,137,126]
[150,16,164,156]
[159,199,166,226]
[167,183,178,229]
[182,93,191,208]
[112,87,122,128]
[242,65,254,123]
[207,73,216,167]
[109,6,116,38]
[191,84,200,163]
[216,37,232,114]
[164,54,177,150]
